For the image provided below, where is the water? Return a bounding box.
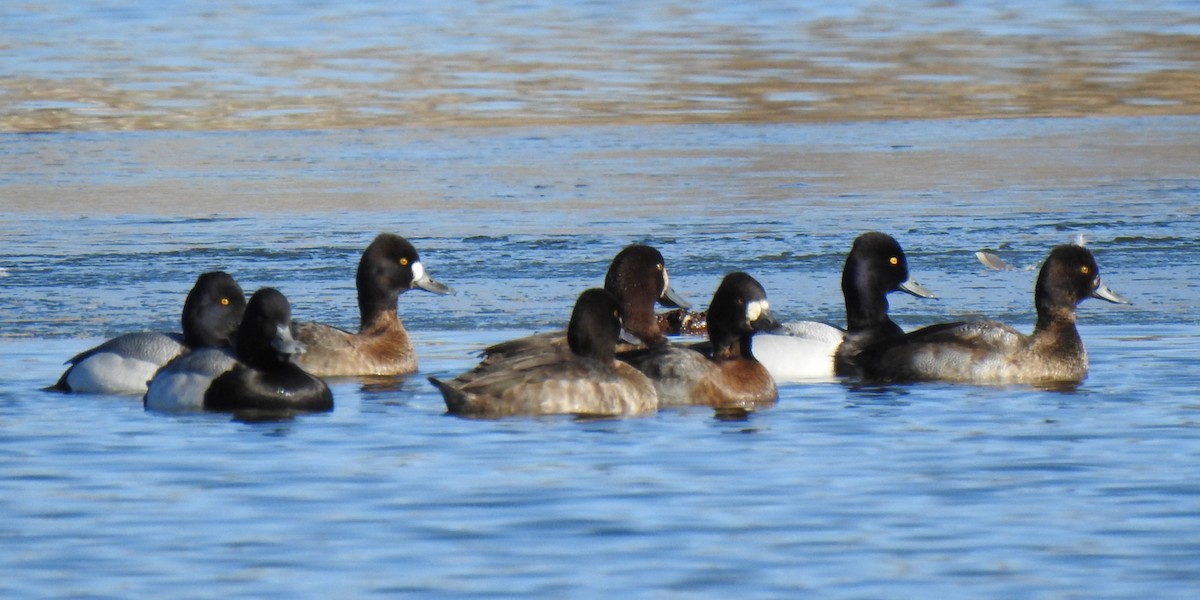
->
[3,0,1200,130]
[4,117,1199,598]
[4,1,1200,598]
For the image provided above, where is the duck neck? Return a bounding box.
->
[183,319,225,349]
[709,325,746,361]
[236,330,280,370]
[621,294,667,346]
[575,339,616,363]
[844,280,894,333]
[1034,304,1077,335]
[362,311,400,339]
[359,289,400,334]
[1033,276,1080,334]
[1032,315,1085,368]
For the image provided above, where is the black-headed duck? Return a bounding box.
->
[480,243,689,362]
[853,244,1129,384]
[753,232,935,381]
[145,287,332,412]
[291,233,452,377]
[430,288,657,418]
[622,272,779,409]
[54,271,246,394]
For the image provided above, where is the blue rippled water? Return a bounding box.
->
[2,117,1200,598]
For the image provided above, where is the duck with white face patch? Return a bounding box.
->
[621,272,779,410]
[288,233,453,377]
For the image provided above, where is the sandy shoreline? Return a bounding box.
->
[3,116,1198,215]
[3,2,1200,133]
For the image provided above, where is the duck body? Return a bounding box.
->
[55,271,246,394]
[625,341,777,409]
[204,359,332,413]
[750,321,845,382]
[859,320,1091,383]
[57,333,189,395]
[855,244,1129,385]
[291,233,452,377]
[144,347,237,411]
[431,352,657,418]
[432,289,657,418]
[291,312,415,377]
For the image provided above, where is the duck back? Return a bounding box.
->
[433,357,655,418]
[58,332,188,394]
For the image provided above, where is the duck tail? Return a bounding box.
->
[49,369,73,392]
[428,376,470,415]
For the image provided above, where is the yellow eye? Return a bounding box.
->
[1081,266,1090,275]
[220,297,230,306]
[656,263,663,271]
[889,256,899,265]
[399,257,409,267]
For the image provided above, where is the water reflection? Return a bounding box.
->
[712,406,756,422]
[232,411,300,427]
[357,375,415,394]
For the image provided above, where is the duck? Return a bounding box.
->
[53,271,246,394]
[853,244,1129,384]
[290,233,453,377]
[752,232,936,382]
[145,287,332,412]
[656,307,708,336]
[600,244,691,347]
[479,244,690,363]
[621,272,779,409]
[429,288,657,418]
